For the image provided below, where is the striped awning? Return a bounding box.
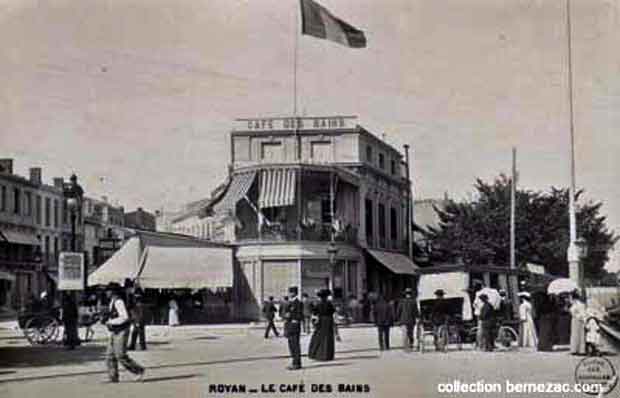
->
[213,171,257,215]
[259,168,296,208]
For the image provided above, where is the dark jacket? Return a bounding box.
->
[302,299,313,317]
[130,301,146,324]
[430,298,450,326]
[284,298,304,334]
[263,301,277,320]
[373,299,394,326]
[479,302,495,324]
[396,297,419,325]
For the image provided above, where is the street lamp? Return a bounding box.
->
[63,174,84,252]
[327,241,339,266]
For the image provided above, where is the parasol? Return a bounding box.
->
[547,278,578,295]
[476,287,502,310]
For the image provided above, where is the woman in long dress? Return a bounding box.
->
[519,294,538,349]
[569,291,587,355]
[308,290,336,361]
[168,297,180,327]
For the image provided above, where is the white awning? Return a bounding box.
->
[88,237,142,286]
[213,171,256,214]
[137,246,233,289]
[367,249,418,275]
[259,168,296,208]
[0,230,39,246]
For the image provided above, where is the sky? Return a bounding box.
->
[1,0,619,269]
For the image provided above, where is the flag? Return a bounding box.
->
[300,0,366,48]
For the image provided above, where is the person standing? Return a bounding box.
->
[302,293,313,334]
[479,294,495,352]
[61,292,80,350]
[283,286,303,370]
[518,293,537,349]
[373,294,394,351]
[396,288,419,352]
[128,295,147,351]
[308,289,336,361]
[168,295,180,327]
[569,291,587,355]
[263,296,279,339]
[104,282,145,383]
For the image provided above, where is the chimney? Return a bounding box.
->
[0,159,13,174]
[29,168,42,185]
[53,178,64,189]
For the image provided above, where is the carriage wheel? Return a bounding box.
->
[24,316,59,345]
[436,325,449,352]
[496,326,518,349]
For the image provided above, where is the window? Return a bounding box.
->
[54,237,59,260]
[379,153,385,169]
[63,201,68,224]
[53,200,59,228]
[36,195,42,224]
[390,207,398,242]
[378,203,386,247]
[366,145,373,162]
[25,191,32,216]
[44,236,50,259]
[261,142,282,162]
[0,185,5,211]
[320,195,335,224]
[347,262,358,297]
[365,198,373,244]
[45,198,51,227]
[391,160,396,175]
[13,188,20,214]
[310,141,331,162]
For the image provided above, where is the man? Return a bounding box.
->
[431,289,450,351]
[396,288,419,352]
[104,282,145,383]
[128,294,147,351]
[263,296,279,339]
[301,293,313,334]
[373,294,394,351]
[283,286,303,370]
[479,294,495,351]
[61,292,80,350]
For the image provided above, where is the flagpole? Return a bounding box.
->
[294,0,303,241]
[510,147,516,270]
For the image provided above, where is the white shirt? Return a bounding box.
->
[107,297,129,325]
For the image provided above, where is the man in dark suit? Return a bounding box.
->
[283,286,303,370]
[263,296,279,339]
[373,294,394,351]
[396,288,419,352]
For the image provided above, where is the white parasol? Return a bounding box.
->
[476,287,502,310]
[547,278,579,295]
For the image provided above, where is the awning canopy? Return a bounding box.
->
[259,168,296,208]
[0,270,15,281]
[88,237,142,286]
[213,171,256,214]
[137,246,233,289]
[0,230,39,246]
[367,249,418,275]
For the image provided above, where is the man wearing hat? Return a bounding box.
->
[104,282,145,382]
[396,288,419,352]
[283,286,303,370]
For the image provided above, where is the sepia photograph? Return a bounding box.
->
[1,0,620,397]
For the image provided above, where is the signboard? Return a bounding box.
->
[525,262,546,275]
[58,252,85,291]
[234,116,357,132]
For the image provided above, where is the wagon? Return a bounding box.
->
[17,305,102,345]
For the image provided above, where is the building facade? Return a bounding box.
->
[83,196,126,273]
[124,208,156,231]
[205,116,416,320]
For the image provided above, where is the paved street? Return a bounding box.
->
[1,322,617,398]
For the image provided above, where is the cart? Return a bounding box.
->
[18,305,102,345]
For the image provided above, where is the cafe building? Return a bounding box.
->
[207,116,417,320]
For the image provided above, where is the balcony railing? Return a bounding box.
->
[237,223,358,245]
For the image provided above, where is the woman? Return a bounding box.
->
[168,296,180,327]
[569,291,587,355]
[308,289,336,361]
[536,293,556,351]
[519,293,538,349]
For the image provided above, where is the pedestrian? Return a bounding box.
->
[518,292,537,349]
[373,294,394,351]
[283,286,303,370]
[128,295,147,351]
[262,296,279,339]
[479,294,495,352]
[302,293,313,334]
[104,282,145,383]
[536,293,556,352]
[569,290,587,355]
[168,295,180,327]
[332,299,342,342]
[396,288,419,352]
[585,316,601,356]
[308,289,336,361]
[472,282,485,349]
[61,292,80,350]
[430,289,450,351]
[361,293,370,323]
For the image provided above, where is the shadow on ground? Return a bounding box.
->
[0,345,106,369]
[143,373,202,383]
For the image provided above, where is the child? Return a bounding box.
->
[585,316,601,356]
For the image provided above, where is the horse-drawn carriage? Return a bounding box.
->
[415,266,520,352]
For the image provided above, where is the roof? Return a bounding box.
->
[366,249,418,275]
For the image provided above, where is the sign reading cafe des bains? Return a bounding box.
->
[235,116,357,132]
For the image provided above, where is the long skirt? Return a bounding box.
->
[168,308,180,326]
[570,317,586,355]
[308,316,335,361]
[520,318,538,349]
[538,315,555,351]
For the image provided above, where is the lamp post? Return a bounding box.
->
[63,174,84,253]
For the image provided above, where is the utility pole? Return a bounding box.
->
[403,145,413,260]
[510,147,517,270]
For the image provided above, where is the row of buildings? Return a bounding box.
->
[0,158,156,312]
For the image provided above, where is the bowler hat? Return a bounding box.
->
[434,289,445,297]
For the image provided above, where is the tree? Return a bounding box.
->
[427,175,618,278]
